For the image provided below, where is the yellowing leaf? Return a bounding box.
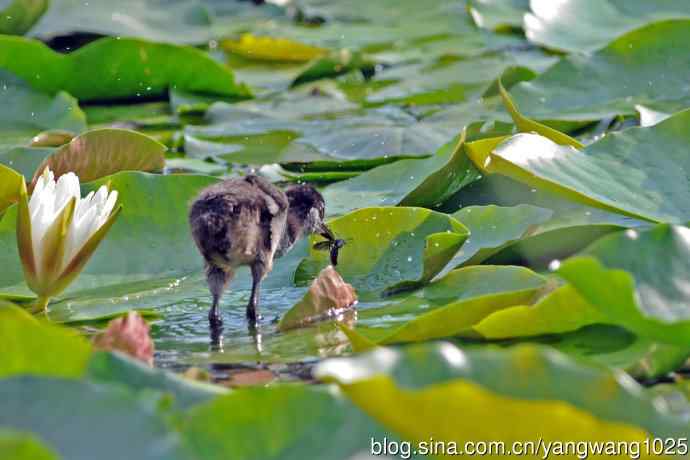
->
[222,34,327,62]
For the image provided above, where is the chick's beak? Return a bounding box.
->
[318,221,335,241]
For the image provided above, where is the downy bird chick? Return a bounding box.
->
[189,175,333,326]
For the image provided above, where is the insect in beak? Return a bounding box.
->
[313,236,347,266]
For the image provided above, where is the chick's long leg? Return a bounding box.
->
[248,260,268,324]
[207,265,231,327]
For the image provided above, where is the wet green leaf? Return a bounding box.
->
[347,265,546,348]
[440,204,552,273]
[469,109,690,223]
[525,0,690,53]
[30,0,293,46]
[0,36,250,101]
[295,207,468,295]
[513,20,690,122]
[519,325,690,381]
[323,136,481,216]
[474,284,605,339]
[559,224,690,346]
[186,103,445,167]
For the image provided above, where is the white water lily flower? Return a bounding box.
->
[17,168,121,309]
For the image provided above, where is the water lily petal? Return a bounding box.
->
[36,197,76,297]
[62,203,98,269]
[53,205,122,296]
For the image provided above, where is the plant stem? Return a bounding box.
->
[28,296,50,314]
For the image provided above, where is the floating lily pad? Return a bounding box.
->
[474,284,604,339]
[185,104,447,167]
[513,20,690,122]
[316,342,690,440]
[181,384,395,460]
[0,376,187,460]
[559,224,690,346]
[519,324,690,381]
[295,207,469,295]
[438,204,552,275]
[323,136,481,216]
[30,129,166,187]
[469,108,690,223]
[0,36,250,101]
[346,265,546,348]
[0,70,85,150]
[525,0,690,53]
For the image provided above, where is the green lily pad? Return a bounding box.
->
[316,342,690,440]
[30,129,166,186]
[0,376,187,460]
[322,136,481,216]
[474,284,605,339]
[439,204,553,274]
[185,104,447,166]
[0,147,53,179]
[518,325,690,381]
[525,0,690,53]
[558,224,690,346]
[513,20,690,122]
[364,49,554,106]
[0,35,250,101]
[0,0,48,35]
[0,304,92,378]
[181,384,395,460]
[29,0,285,45]
[0,70,86,150]
[347,265,546,348]
[0,429,58,460]
[295,207,469,295]
[469,108,690,223]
